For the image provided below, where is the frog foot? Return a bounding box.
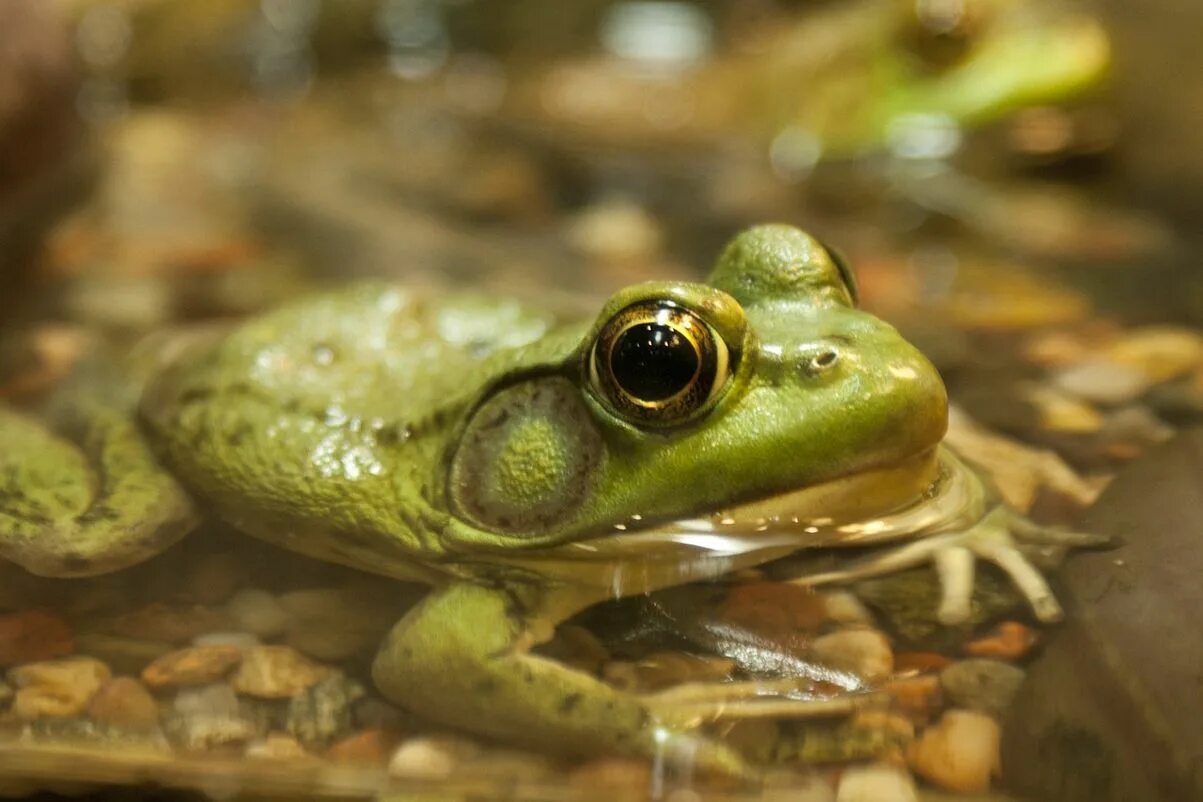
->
[644,680,888,724]
[792,506,1112,625]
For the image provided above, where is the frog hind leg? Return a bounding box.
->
[372,581,756,779]
[788,506,1113,625]
[0,404,199,577]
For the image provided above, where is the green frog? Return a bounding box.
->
[0,225,1100,775]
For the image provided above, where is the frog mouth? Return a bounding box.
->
[588,447,978,557]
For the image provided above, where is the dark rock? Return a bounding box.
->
[1002,429,1203,802]
[853,566,1026,652]
[284,674,365,749]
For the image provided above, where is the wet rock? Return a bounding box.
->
[568,757,652,790]
[8,656,111,719]
[567,200,663,264]
[893,652,953,674]
[1002,430,1203,802]
[72,632,173,675]
[883,675,944,723]
[326,728,399,765]
[939,660,1025,719]
[388,735,479,780]
[245,733,311,761]
[1107,326,1203,383]
[0,610,73,667]
[224,589,288,639]
[780,718,907,764]
[1098,405,1175,453]
[230,646,332,699]
[86,677,160,731]
[854,567,1022,652]
[963,621,1039,661]
[0,679,11,708]
[836,764,917,802]
[192,631,260,651]
[178,551,246,605]
[819,591,876,627]
[278,585,409,662]
[353,695,413,732]
[1145,375,1203,425]
[284,674,365,749]
[108,602,231,644]
[810,629,894,684]
[163,683,255,750]
[1052,359,1151,405]
[141,645,243,689]
[1023,384,1104,433]
[908,709,1000,793]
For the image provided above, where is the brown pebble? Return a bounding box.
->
[883,675,944,724]
[326,729,400,765]
[0,610,73,667]
[178,552,246,605]
[10,656,111,719]
[963,622,1039,661]
[108,602,231,644]
[142,645,243,689]
[230,646,332,699]
[892,652,953,674]
[569,757,652,789]
[87,677,160,730]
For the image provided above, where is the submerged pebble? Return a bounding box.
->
[963,621,1039,660]
[836,764,917,802]
[141,645,243,689]
[86,677,160,731]
[0,610,73,668]
[245,732,311,761]
[1053,359,1150,405]
[108,602,232,644]
[231,646,332,699]
[284,674,364,748]
[908,709,1000,793]
[326,728,399,765]
[8,656,111,720]
[811,629,894,684]
[72,632,172,676]
[278,586,403,662]
[940,659,1026,719]
[388,735,479,779]
[164,683,254,750]
[224,589,289,639]
[0,679,12,708]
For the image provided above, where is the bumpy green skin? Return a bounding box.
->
[0,225,948,772]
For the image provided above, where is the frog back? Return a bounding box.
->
[140,284,572,580]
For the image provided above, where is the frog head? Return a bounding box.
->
[442,224,948,555]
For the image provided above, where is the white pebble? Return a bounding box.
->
[388,737,472,779]
[811,629,894,684]
[1053,359,1150,405]
[820,591,875,626]
[908,709,1001,793]
[225,589,289,638]
[172,683,241,717]
[836,764,917,802]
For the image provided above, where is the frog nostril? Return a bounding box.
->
[812,349,839,369]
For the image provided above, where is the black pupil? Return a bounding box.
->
[610,322,699,402]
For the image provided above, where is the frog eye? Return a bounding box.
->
[819,240,858,306]
[589,301,733,427]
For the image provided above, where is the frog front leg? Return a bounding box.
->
[793,505,1111,624]
[0,402,198,577]
[371,580,756,778]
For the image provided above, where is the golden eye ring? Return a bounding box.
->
[588,301,732,427]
